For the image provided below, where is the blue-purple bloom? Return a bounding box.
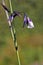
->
[8,11,22,22]
[1,3,34,28]
[8,14,13,22]
[1,4,21,22]
[23,13,27,27]
[23,13,34,28]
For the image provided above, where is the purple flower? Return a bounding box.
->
[23,13,34,28]
[1,3,22,22]
[8,14,13,22]
[8,11,21,22]
[23,13,27,27]
[27,17,34,28]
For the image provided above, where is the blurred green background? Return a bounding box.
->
[0,0,43,65]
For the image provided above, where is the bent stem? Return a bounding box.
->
[2,0,14,44]
[2,0,21,65]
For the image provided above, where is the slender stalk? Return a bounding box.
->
[2,0,14,42]
[9,0,17,48]
[9,0,12,13]
[9,0,21,65]
[2,0,21,65]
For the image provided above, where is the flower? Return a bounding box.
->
[23,13,34,29]
[27,17,34,28]
[8,11,22,22]
[8,14,13,22]
[23,13,27,27]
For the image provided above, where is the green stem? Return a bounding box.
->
[2,0,14,43]
[2,0,21,65]
[9,0,17,49]
[9,0,13,13]
[9,1,21,65]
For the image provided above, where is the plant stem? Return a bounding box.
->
[2,0,21,65]
[9,0,21,65]
[9,0,12,13]
[2,0,14,43]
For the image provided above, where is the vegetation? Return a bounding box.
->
[0,0,43,65]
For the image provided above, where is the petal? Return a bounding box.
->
[8,15,13,22]
[27,22,34,29]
